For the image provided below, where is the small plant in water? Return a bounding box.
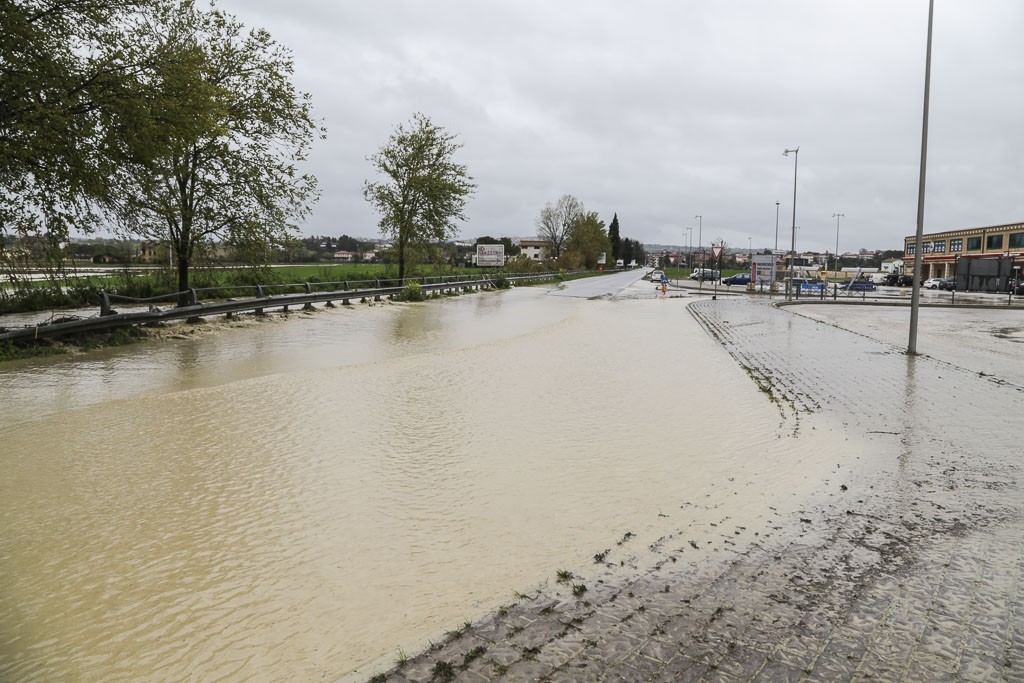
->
[401,281,425,301]
[572,583,588,597]
[556,569,573,583]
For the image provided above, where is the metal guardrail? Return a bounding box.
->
[0,272,567,342]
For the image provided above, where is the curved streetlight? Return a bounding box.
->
[832,212,845,279]
[782,148,799,299]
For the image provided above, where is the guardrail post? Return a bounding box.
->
[304,282,312,294]
[100,291,113,316]
[188,288,198,306]
[256,285,264,298]
[343,280,349,291]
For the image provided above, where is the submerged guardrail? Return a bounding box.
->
[0,272,567,343]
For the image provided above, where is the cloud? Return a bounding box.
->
[216,0,1024,252]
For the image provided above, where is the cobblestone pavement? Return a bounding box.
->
[362,299,1023,683]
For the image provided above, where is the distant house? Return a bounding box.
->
[137,240,163,263]
[881,258,904,274]
[520,239,552,260]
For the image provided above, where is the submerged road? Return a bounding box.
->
[365,298,1024,682]
[549,268,653,298]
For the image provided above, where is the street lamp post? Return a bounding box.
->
[832,212,844,279]
[908,0,935,356]
[695,214,703,290]
[686,227,693,271]
[782,148,799,299]
[774,201,780,251]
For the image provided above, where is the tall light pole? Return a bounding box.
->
[686,227,693,270]
[783,148,799,299]
[909,0,934,356]
[774,201,780,251]
[695,214,704,290]
[832,212,844,279]
[695,215,702,263]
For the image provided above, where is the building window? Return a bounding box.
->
[950,238,963,252]
[986,234,1004,250]
[932,240,945,253]
[966,236,982,251]
[906,243,916,255]
[922,242,933,253]
[1009,232,1024,249]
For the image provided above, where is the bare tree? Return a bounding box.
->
[536,194,583,258]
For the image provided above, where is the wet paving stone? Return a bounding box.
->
[365,300,1024,682]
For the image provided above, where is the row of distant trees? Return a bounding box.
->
[535,195,645,270]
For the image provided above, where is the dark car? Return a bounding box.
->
[938,277,956,291]
[722,273,751,286]
[839,280,876,291]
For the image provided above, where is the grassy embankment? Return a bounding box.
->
[0,263,597,361]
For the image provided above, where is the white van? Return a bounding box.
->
[690,268,720,281]
[869,273,888,285]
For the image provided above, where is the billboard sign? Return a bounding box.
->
[475,244,504,267]
[753,254,777,285]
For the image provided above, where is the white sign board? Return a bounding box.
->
[753,254,777,285]
[475,244,504,267]
[598,252,606,265]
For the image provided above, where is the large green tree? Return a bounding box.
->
[1,0,154,285]
[564,211,612,270]
[608,213,621,260]
[364,113,476,280]
[106,1,323,300]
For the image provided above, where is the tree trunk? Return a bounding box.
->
[398,233,406,280]
[176,253,190,307]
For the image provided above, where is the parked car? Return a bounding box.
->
[839,280,876,291]
[649,270,665,282]
[924,278,943,289]
[938,278,957,291]
[722,273,751,286]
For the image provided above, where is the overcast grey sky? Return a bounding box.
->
[217,0,1023,253]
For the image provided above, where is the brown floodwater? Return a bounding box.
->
[0,287,861,681]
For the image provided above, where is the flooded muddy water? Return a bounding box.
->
[1,287,863,682]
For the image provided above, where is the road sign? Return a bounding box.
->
[712,245,724,259]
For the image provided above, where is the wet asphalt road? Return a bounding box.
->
[359,297,1023,682]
